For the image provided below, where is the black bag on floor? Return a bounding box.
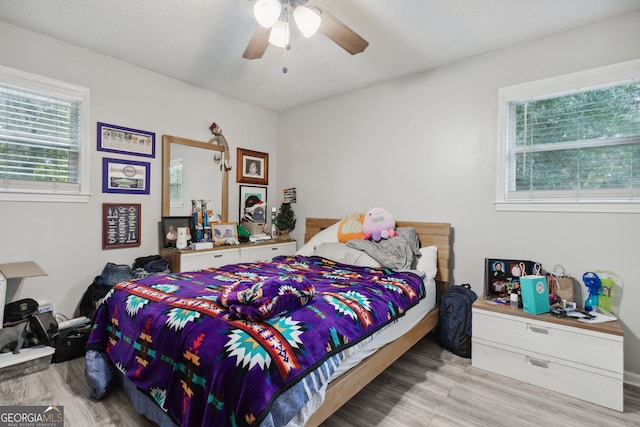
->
[438,283,477,358]
[52,324,91,363]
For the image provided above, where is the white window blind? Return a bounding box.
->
[169,158,183,207]
[0,66,90,202]
[496,59,640,213]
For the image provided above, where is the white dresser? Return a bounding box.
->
[160,240,296,272]
[472,299,624,411]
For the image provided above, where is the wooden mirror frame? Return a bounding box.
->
[161,135,229,221]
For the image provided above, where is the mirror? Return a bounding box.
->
[162,135,229,222]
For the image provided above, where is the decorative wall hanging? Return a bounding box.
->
[237,148,268,185]
[103,203,141,249]
[97,122,156,158]
[239,185,268,224]
[102,157,150,194]
[283,187,297,203]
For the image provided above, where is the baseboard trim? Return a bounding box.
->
[625,370,640,387]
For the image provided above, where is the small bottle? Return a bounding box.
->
[510,292,519,309]
[271,207,277,238]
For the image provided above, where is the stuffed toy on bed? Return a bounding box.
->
[362,207,397,242]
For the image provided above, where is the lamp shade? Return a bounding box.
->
[269,20,290,47]
[293,6,321,38]
[254,0,281,28]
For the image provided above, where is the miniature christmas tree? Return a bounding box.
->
[275,202,296,234]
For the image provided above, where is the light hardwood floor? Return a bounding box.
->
[1,333,638,426]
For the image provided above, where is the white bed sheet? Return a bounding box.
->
[328,276,436,379]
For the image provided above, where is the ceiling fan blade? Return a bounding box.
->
[243,25,270,60]
[318,10,369,55]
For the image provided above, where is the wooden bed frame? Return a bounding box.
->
[302,218,452,426]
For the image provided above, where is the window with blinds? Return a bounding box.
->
[0,66,90,201]
[497,60,640,213]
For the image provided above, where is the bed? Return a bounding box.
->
[85,218,451,426]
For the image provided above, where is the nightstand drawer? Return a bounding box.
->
[180,248,241,271]
[472,309,623,373]
[473,338,623,411]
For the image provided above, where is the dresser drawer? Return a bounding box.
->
[472,309,623,373]
[473,338,623,411]
[179,248,241,271]
[241,242,296,263]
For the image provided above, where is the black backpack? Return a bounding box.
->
[438,283,477,358]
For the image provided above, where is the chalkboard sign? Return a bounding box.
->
[103,203,141,249]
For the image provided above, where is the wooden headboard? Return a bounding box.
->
[304,218,452,299]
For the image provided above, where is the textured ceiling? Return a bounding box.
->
[1,0,639,112]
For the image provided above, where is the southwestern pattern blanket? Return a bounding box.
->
[86,255,425,426]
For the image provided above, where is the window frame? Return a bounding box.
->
[0,65,91,203]
[495,59,640,214]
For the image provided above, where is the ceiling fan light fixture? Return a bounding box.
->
[268,20,290,48]
[293,6,321,38]
[254,0,282,28]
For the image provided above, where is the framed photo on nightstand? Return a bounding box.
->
[484,258,542,298]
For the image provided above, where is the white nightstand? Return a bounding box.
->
[472,299,624,411]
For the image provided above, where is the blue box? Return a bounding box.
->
[520,275,550,315]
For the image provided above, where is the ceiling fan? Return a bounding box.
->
[243,0,369,60]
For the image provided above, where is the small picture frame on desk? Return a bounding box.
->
[213,222,237,243]
[161,216,195,248]
[484,258,541,298]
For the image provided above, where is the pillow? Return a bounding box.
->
[337,213,365,242]
[313,243,382,268]
[295,221,341,256]
[416,246,438,279]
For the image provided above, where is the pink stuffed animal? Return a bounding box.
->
[362,208,397,242]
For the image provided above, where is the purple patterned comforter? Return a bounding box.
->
[86,255,425,426]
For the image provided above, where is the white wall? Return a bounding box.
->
[277,12,640,380]
[0,22,277,319]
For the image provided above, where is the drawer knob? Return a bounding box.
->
[214,254,223,258]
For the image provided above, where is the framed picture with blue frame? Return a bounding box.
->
[97,122,156,158]
[102,157,150,195]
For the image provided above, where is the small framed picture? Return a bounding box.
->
[236,148,268,185]
[484,258,542,298]
[102,157,150,194]
[213,222,238,242]
[161,216,195,248]
[97,122,156,158]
